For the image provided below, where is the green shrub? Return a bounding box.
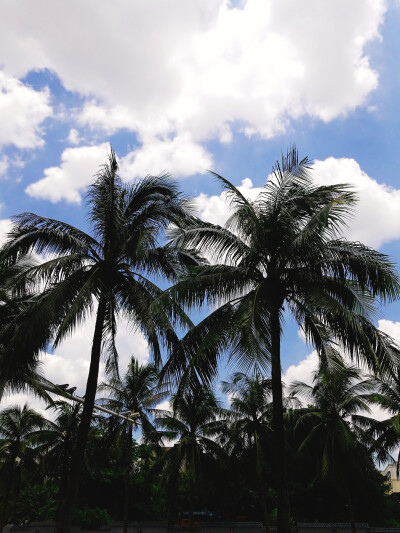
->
[73,506,111,528]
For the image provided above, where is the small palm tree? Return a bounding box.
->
[0,260,50,403]
[163,147,400,533]
[366,368,400,472]
[221,372,273,532]
[290,356,376,533]
[155,387,226,532]
[1,149,193,533]
[98,357,169,533]
[0,404,47,528]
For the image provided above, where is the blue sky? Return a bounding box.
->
[1,0,400,411]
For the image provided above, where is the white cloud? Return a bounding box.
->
[282,350,319,387]
[0,70,52,149]
[25,143,109,203]
[313,157,400,248]
[195,157,400,249]
[0,218,12,246]
[67,128,82,145]
[0,156,9,177]
[195,177,263,225]
[119,136,213,179]
[1,311,150,417]
[0,0,386,146]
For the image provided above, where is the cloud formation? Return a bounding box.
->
[0,71,52,149]
[25,143,109,203]
[0,0,385,152]
[195,157,400,249]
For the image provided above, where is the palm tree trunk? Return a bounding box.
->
[189,475,195,533]
[270,307,291,533]
[255,433,270,533]
[0,464,14,530]
[123,424,133,533]
[258,472,270,533]
[343,475,356,533]
[56,299,107,533]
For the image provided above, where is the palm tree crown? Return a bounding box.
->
[1,149,193,533]
[163,147,400,533]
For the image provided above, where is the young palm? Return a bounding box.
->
[291,356,376,533]
[0,260,50,402]
[1,150,193,533]
[221,372,273,532]
[98,357,169,533]
[163,147,400,533]
[366,368,400,472]
[155,387,226,532]
[0,404,47,528]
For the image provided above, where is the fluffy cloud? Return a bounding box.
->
[0,0,385,145]
[195,157,400,249]
[313,158,400,248]
[25,143,109,203]
[0,218,12,246]
[119,136,213,179]
[195,177,263,225]
[1,312,150,417]
[282,350,319,387]
[0,70,52,149]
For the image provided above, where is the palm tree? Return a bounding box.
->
[366,367,400,472]
[37,400,83,514]
[163,147,400,533]
[0,259,50,403]
[0,403,47,529]
[1,149,193,533]
[98,357,169,533]
[290,356,376,533]
[221,372,273,532]
[155,387,226,532]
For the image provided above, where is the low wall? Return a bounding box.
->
[5,523,400,533]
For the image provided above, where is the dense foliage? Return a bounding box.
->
[1,364,400,528]
[1,147,400,532]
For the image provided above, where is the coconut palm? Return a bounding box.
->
[155,387,226,532]
[98,357,168,533]
[163,147,400,533]
[290,356,376,533]
[365,367,400,472]
[0,404,47,528]
[221,372,273,532]
[0,259,51,403]
[1,149,194,533]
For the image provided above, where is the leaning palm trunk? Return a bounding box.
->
[56,300,106,533]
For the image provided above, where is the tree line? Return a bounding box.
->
[1,147,400,533]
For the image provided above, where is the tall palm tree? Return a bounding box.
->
[98,357,169,533]
[290,356,376,533]
[0,404,47,529]
[163,147,400,533]
[221,372,273,532]
[1,150,193,533]
[155,387,226,532]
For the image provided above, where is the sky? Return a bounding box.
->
[1,0,400,417]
